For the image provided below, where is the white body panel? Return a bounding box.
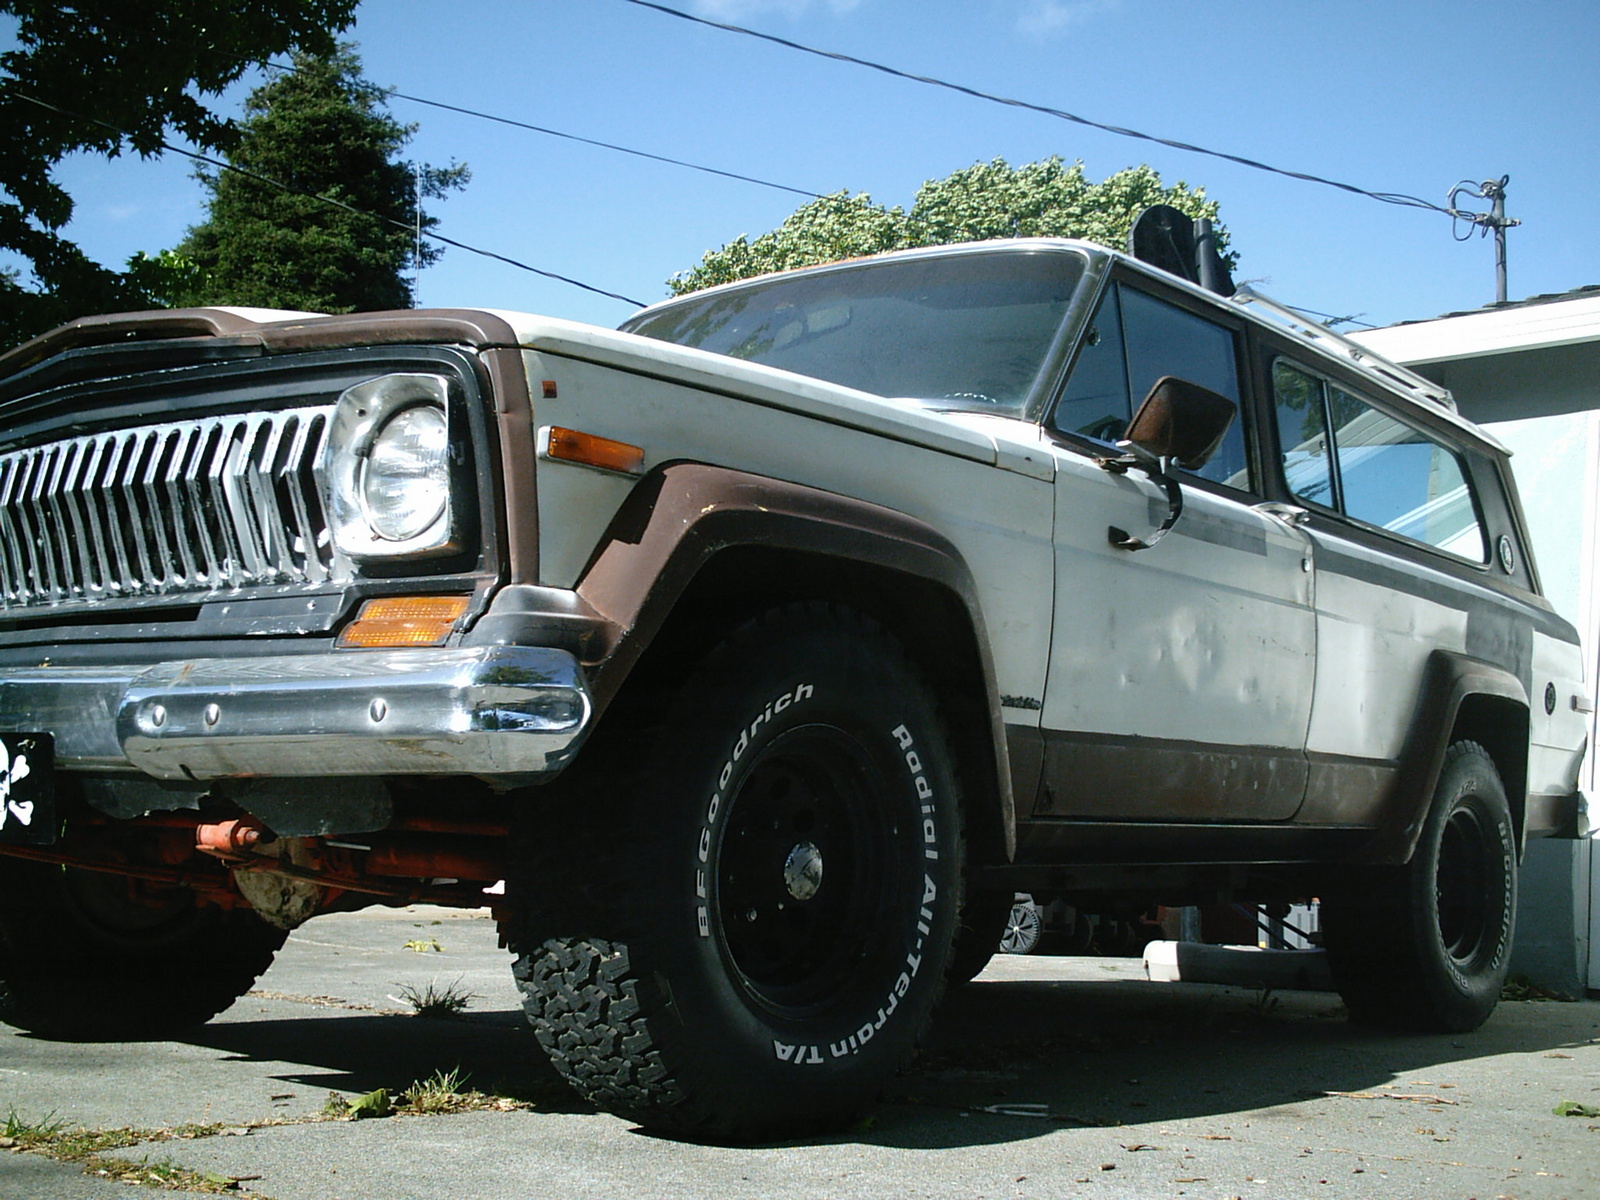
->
[1043,458,1316,748]
[1532,629,1589,800]
[1303,563,1468,763]
[514,337,1058,715]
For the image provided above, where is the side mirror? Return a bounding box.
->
[1103,377,1237,552]
[1121,376,1236,471]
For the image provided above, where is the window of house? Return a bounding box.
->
[1052,282,1249,488]
[1272,359,1487,561]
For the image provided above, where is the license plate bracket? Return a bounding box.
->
[0,733,55,846]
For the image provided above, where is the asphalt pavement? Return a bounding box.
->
[2,904,1597,1200]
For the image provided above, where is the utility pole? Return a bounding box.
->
[1447,175,1520,304]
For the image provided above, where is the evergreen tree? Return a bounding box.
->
[669,157,1229,295]
[173,49,468,313]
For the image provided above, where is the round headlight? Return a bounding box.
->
[361,404,449,541]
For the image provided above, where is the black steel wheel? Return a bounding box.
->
[0,857,286,1039]
[509,605,965,1142]
[1322,740,1517,1033]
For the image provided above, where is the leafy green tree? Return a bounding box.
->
[172,49,468,313]
[0,0,358,346]
[669,156,1230,295]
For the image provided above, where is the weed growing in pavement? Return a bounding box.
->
[402,1067,473,1114]
[393,976,479,1018]
[0,1110,248,1193]
[401,937,444,953]
[322,1092,352,1118]
[396,1067,533,1115]
[1249,987,1280,1017]
[3,1106,66,1144]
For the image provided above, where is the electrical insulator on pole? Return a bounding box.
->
[1447,175,1520,305]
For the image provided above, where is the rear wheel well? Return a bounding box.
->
[614,545,1009,868]
[1449,693,1528,848]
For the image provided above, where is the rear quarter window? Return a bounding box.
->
[1272,359,1487,562]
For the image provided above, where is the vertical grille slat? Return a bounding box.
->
[0,406,340,612]
[163,426,201,586]
[9,451,42,600]
[0,456,23,602]
[45,444,80,599]
[27,448,64,600]
[58,440,99,598]
[98,433,136,595]
[122,430,160,594]
[76,436,116,596]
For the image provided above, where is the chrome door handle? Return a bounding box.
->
[1254,501,1310,527]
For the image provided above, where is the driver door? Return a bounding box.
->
[1037,278,1316,822]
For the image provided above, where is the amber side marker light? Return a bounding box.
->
[544,426,645,475]
[338,595,470,648]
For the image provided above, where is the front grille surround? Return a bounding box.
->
[0,406,345,611]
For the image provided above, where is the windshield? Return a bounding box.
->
[621,248,1086,417]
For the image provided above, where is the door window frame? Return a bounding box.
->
[1267,353,1491,566]
[1044,270,1262,498]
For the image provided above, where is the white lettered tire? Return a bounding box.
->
[510,604,964,1142]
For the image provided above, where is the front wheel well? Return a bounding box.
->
[613,545,1010,869]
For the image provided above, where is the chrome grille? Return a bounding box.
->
[0,406,342,610]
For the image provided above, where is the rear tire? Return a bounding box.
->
[0,858,286,1039]
[509,605,965,1142]
[1322,741,1517,1033]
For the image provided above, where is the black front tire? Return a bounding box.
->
[509,605,965,1142]
[0,858,287,1039]
[947,889,1013,983]
[1322,740,1517,1033]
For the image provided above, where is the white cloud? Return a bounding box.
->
[690,0,862,20]
[1015,0,1123,38]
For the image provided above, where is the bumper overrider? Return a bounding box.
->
[0,646,592,780]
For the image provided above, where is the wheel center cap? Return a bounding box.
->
[783,842,824,900]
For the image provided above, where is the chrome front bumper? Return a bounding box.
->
[0,646,591,780]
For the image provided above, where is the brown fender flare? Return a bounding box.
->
[1359,649,1529,864]
[573,462,1018,860]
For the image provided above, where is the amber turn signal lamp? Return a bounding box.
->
[337,595,470,648]
[545,426,645,475]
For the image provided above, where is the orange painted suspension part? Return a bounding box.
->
[365,840,503,883]
[195,817,267,857]
[0,841,243,907]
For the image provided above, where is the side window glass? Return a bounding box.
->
[1052,285,1129,443]
[1119,288,1247,488]
[1272,361,1336,506]
[1051,283,1250,490]
[1331,396,1486,561]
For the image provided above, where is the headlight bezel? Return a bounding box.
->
[326,372,463,561]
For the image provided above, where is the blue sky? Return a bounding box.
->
[13,0,1600,332]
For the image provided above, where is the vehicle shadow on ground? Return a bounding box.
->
[183,1009,590,1113]
[136,971,1600,1150]
[855,975,1597,1150]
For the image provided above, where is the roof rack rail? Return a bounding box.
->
[1231,285,1456,413]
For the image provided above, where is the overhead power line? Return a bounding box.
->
[622,0,1453,217]
[5,88,648,308]
[259,60,822,200]
[392,90,822,201]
